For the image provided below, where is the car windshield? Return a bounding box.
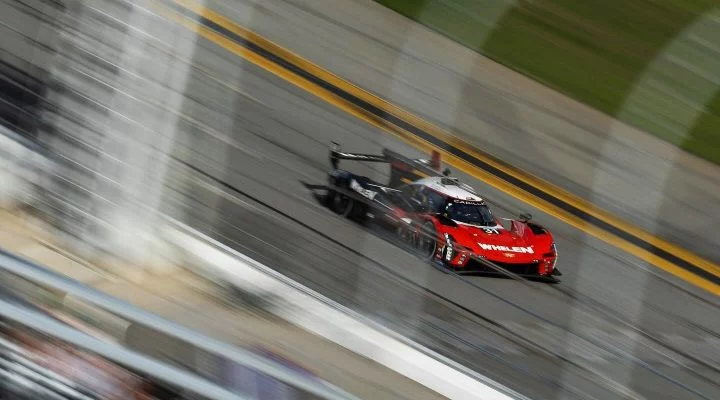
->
[445,201,495,226]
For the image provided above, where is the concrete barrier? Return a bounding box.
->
[164,222,528,400]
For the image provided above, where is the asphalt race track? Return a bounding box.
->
[7,0,720,398]
[152,8,720,397]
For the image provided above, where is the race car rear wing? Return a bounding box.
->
[329,142,449,187]
[329,142,388,168]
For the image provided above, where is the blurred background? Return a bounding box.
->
[2,0,720,399]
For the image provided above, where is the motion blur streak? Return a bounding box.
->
[160,0,720,295]
[4,0,720,399]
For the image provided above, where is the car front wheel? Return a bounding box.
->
[417,221,438,261]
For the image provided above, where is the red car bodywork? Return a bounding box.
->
[427,212,556,276]
[325,145,560,278]
[388,181,558,277]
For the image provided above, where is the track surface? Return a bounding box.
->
[5,0,720,399]
[154,5,720,398]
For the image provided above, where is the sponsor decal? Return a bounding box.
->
[503,253,516,258]
[478,243,534,254]
[350,179,377,200]
[452,200,484,205]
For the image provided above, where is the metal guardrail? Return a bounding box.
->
[0,248,359,400]
[0,299,246,400]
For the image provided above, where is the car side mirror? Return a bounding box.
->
[519,213,532,222]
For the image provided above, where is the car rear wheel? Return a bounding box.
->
[328,190,354,217]
[328,189,366,221]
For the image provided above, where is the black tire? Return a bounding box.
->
[328,189,366,221]
[417,221,438,261]
[328,190,354,217]
[396,223,414,244]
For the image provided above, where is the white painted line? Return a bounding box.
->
[164,223,529,400]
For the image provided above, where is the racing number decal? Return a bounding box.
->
[350,179,377,200]
[483,227,500,235]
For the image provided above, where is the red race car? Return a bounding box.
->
[322,143,561,280]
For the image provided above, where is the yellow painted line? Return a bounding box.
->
[411,169,430,178]
[160,0,720,294]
